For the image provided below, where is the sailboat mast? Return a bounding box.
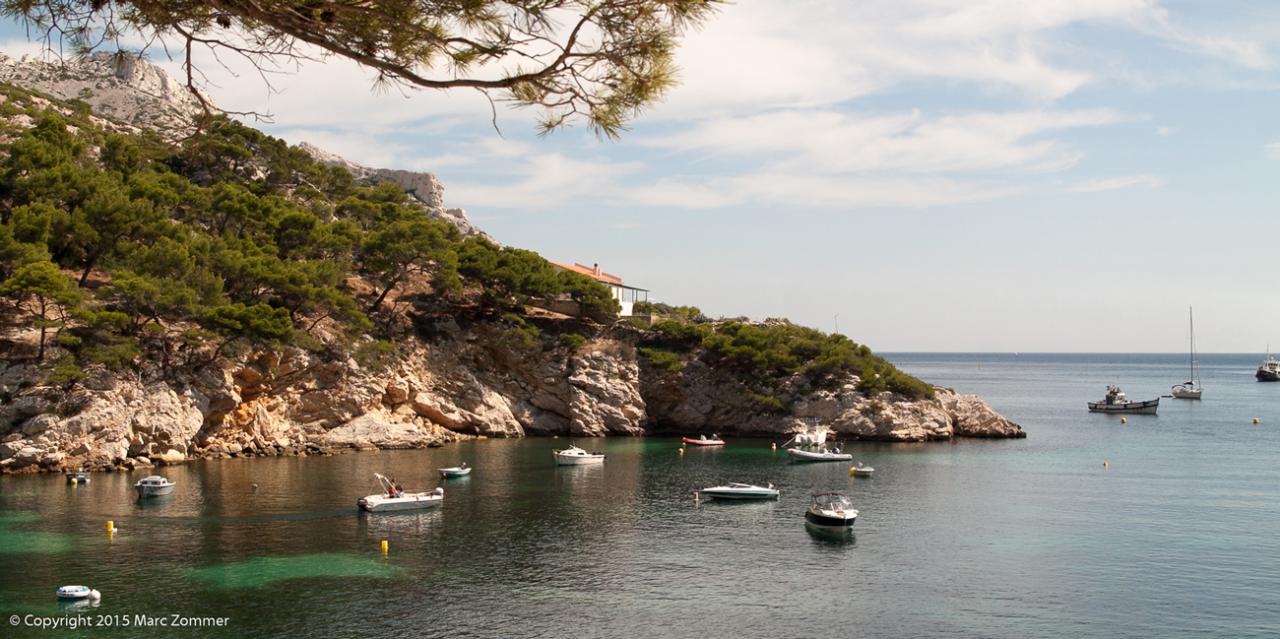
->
[1188,306,1199,383]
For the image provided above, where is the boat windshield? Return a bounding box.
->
[812,493,852,509]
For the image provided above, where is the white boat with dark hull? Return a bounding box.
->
[804,493,858,529]
[358,473,443,512]
[1087,386,1158,414]
[787,447,853,462]
[1257,352,1280,382]
[700,483,780,500]
[134,475,175,498]
[851,463,875,477]
[438,463,471,479]
[1171,307,1202,399]
[65,470,90,484]
[553,445,605,466]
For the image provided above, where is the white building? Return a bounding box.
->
[550,261,649,317]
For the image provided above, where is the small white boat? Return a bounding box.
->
[438,463,471,478]
[787,447,853,462]
[804,492,858,529]
[553,445,605,466]
[56,585,100,601]
[700,482,780,500]
[65,470,90,484]
[851,463,875,477]
[358,473,443,512]
[134,475,175,498]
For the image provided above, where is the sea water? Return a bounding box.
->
[1,353,1278,638]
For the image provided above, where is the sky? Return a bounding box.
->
[3,1,1280,352]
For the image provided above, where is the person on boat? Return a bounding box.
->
[387,477,399,498]
[395,481,405,496]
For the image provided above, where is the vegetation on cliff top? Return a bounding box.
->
[638,312,933,400]
[0,84,615,384]
[0,82,929,401]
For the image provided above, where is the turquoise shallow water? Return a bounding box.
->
[1,353,1280,638]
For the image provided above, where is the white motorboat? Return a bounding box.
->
[700,482,780,500]
[787,447,853,462]
[134,475,175,498]
[358,473,443,512]
[553,445,605,465]
[804,492,858,529]
[851,463,875,477]
[1171,307,1202,399]
[1087,385,1158,414]
[438,463,472,478]
[56,585,101,601]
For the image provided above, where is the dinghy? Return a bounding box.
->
[438,463,471,478]
[851,463,875,477]
[65,470,90,485]
[700,483,779,500]
[787,447,853,462]
[681,435,725,446]
[56,585,101,601]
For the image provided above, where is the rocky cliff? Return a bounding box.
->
[0,318,1020,474]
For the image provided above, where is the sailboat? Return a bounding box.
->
[1171,307,1202,399]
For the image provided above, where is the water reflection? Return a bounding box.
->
[805,522,856,547]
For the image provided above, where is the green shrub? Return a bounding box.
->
[560,333,586,348]
[638,347,683,373]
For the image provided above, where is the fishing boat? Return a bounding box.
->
[134,475,175,498]
[552,445,605,466]
[700,483,779,500]
[787,447,853,462]
[1087,386,1158,414]
[804,493,858,529]
[851,463,875,477]
[438,463,471,478]
[1257,351,1280,382]
[65,470,90,484]
[681,434,725,446]
[1171,307,1202,399]
[357,473,444,512]
[56,585,101,601]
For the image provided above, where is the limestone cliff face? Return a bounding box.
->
[0,322,1020,474]
[0,51,207,138]
[296,142,489,240]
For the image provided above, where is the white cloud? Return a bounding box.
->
[1156,126,1176,137]
[1066,174,1166,193]
[1267,142,1280,160]
[446,152,644,209]
[643,108,1128,175]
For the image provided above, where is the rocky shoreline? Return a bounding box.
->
[0,321,1022,476]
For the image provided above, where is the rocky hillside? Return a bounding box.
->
[0,53,1022,475]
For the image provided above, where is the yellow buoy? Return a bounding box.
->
[106,520,114,533]
[380,539,389,555]
[1120,417,1127,424]
[849,467,856,476]
[1253,418,1261,424]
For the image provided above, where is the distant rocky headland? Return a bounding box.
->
[0,53,1022,475]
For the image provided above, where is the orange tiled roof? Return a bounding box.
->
[549,260,624,285]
